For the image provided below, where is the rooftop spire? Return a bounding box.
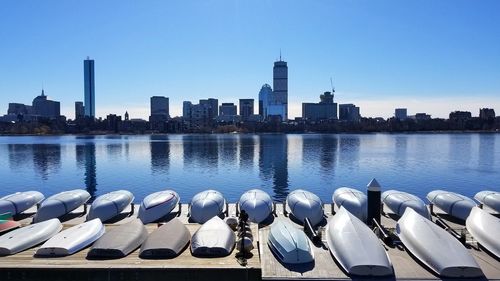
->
[279,49,282,61]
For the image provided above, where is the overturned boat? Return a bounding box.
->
[397,208,483,278]
[88,219,148,259]
[138,190,179,224]
[426,190,476,221]
[466,206,500,258]
[381,190,430,219]
[190,190,226,224]
[286,189,323,226]
[87,190,134,222]
[140,218,191,259]
[326,207,393,276]
[268,219,314,264]
[33,189,91,223]
[0,191,45,216]
[332,187,367,222]
[0,213,20,234]
[238,189,273,223]
[36,218,105,256]
[0,218,62,256]
[474,190,500,213]
[190,216,235,257]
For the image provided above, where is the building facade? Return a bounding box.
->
[239,99,254,120]
[479,108,496,119]
[219,103,237,116]
[271,58,288,121]
[75,102,84,120]
[302,91,337,121]
[339,104,361,122]
[84,57,95,118]
[259,84,272,117]
[395,108,408,121]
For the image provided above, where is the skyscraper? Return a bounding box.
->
[272,55,288,121]
[239,99,254,120]
[84,57,95,118]
[395,108,407,121]
[258,84,272,117]
[150,96,169,117]
[75,101,84,120]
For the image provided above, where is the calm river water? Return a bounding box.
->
[0,134,498,202]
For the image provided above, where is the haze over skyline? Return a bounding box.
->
[1,0,499,120]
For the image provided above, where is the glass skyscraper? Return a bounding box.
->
[84,57,95,118]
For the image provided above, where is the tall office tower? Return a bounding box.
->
[395,108,408,121]
[75,101,85,120]
[259,84,272,117]
[183,101,193,119]
[32,89,60,118]
[272,55,288,120]
[239,99,254,120]
[150,96,169,117]
[84,57,95,118]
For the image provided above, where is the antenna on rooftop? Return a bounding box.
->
[279,49,282,61]
[330,77,335,100]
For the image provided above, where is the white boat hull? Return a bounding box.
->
[268,219,313,264]
[33,189,91,223]
[190,216,235,257]
[0,218,62,256]
[381,190,430,219]
[138,190,179,224]
[474,191,500,213]
[326,207,393,276]
[426,190,476,221]
[238,189,273,223]
[397,208,483,278]
[36,218,105,256]
[332,187,367,222]
[0,191,45,216]
[87,190,134,222]
[286,189,323,226]
[466,206,500,258]
[190,190,226,224]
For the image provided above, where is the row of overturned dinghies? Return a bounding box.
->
[0,187,499,278]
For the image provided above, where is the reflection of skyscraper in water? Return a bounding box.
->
[182,135,218,169]
[478,134,495,171]
[8,144,32,171]
[338,135,360,169]
[239,135,256,170]
[319,135,338,173]
[150,135,170,174]
[219,136,237,166]
[31,144,62,180]
[76,143,97,198]
[259,135,289,201]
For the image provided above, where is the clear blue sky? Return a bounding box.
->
[1,0,499,119]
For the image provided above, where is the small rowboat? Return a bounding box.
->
[332,187,367,222]
[87,190,134,222]
[238,189,273,223]
[138,190,179,224]
[268,219,314,264]
[33,189,91,223]
[0,191,44,216]
[426,190,476,221]
[466,206,500,258]
[190,190,226,224]
[190,216,235,257]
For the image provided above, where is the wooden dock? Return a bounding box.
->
[0,203,499,281]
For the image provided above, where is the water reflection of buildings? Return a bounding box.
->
[259,135,289,201]
[76,142,97,198]
[239,135,256,170]
[182,135,219,170]
[478,134,495,172]
[338,135,360,170]
[8,143,61,180]
[150,135,170,174]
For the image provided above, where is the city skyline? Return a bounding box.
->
[1,1,499,119]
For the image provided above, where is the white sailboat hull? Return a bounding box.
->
[190,190,225,224]
[474,191,500,213]
[466,206,500,258]
[268,219,314,264]
[0,218,62,256]
[286,189,323,226]
[33,189,91,223]
[190,216,235,257]
[138,190,179,224]
[36,218,105,256]
[87,190,134,222]
[0,191,45,216]
[326,207,393,276]
[381,190,430,219]
[238,189,273,223]
[397,208,483,278]
[426,190,476,221]
[332,187,367,222]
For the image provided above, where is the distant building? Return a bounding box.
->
[479,108,495,120]
[149,96,169,130]
[449,111,472,121]
[75,101,84,120]
[258,84,272,117]
[8,103,31,115]
[183,99,218,128]
[410,113,431,121]
[84,57,95,118]
[395,108,407,121]
[32,89,60,118]
[106,114,122,133]
[302,91,337,121]
[150,96,169,117]
[219,103,237,116]
[339,104,361,122]
[239,99,254,121]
